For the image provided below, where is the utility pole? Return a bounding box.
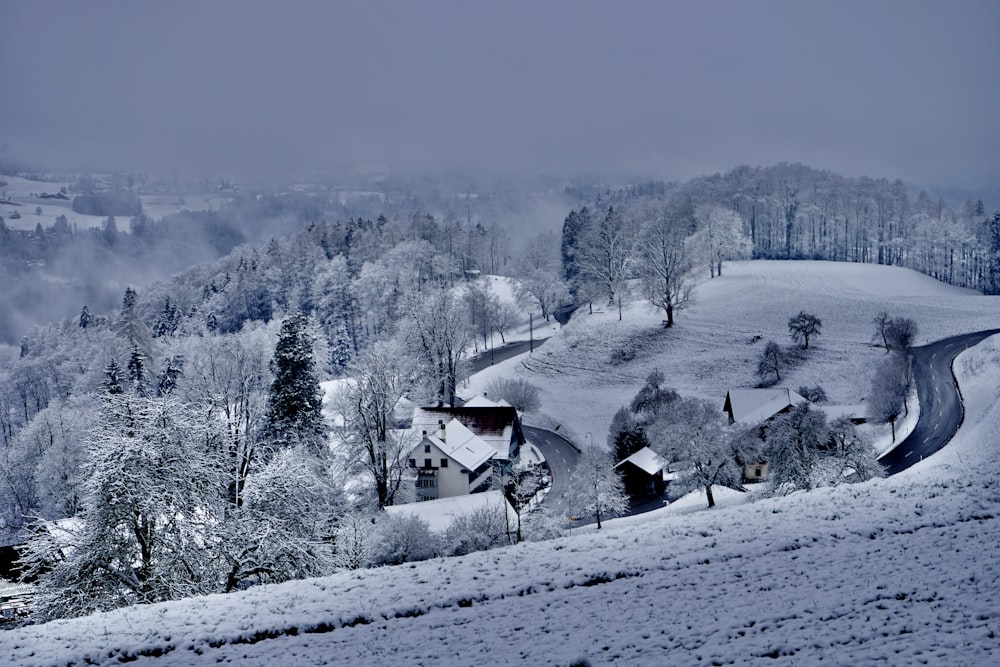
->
[529,313,534,354]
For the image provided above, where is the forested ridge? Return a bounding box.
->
[1,162,997,621]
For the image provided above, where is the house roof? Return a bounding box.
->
[384,490,515,534]
[412,405,520,460]
[614,446,666,476]
[724,388,807,425]
[462,394,512,409]
[420,419,496,471]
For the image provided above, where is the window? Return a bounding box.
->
[424,458,432,468]
[408,458,416,467]
[440,459,448,468]
[755,467,763,478]
[424,444,431,453]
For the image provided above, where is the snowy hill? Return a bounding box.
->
[4,261,1000,666]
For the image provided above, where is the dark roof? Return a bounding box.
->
[416,406,518,437]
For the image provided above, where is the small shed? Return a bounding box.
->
[615,447,667,497]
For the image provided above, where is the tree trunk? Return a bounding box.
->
[705,484,715,508]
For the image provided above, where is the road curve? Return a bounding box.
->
[522,425,579,517]
[880,328,1000,476]
[466,337,548,375]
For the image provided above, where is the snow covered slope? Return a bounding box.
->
[3,262,999,666]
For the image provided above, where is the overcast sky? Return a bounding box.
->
[2,0,998,187]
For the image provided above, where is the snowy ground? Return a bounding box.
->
[487,260,999,448]
[3,261,999,666]
[0,175,225,230]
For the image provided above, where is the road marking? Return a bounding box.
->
[905,451,913,458]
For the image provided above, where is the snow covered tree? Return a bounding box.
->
[692,205,751,278]
[648,397,744,508]
[608,407,649,463]
[788,311,822,349]
[560,207,594,300]
[21,395,226,621]
[567,446,629,529]
[486,377,542,413]
[828,416,885,483]
[265,314,326,456]
[443,503,511,556]
[637,205,693,327]
[403,287,471,407]
[337,339,416,509]
[220,446,337,591]
[184,327,271,510]
[629,368,679,419]
[577,206,635,310]
[126,347,149,397]
[368,512,440,566]
[867,353,911,441]
[763,403,829,492]
[514,267,571,323]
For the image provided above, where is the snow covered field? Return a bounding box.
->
[0,175,224,230]
[3,262,999,666]
[478,260,999,448]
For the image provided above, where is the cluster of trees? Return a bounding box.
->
[756,311,822,386]
[608,369,884,508]
[558,164,1000,328]
[867,313,918,441]
[561,201,751,325]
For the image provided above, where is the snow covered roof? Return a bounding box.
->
[614,447,666,476]
[384,490,515,534]
[723,388,807,425]
[420,419,496,471]
[412,405,520,460]
[462,394,512,409]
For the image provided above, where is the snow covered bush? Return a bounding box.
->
[443,504,512,556]
[486,377,542,413]
[368,512,441,566]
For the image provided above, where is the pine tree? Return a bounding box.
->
[103,359,124,395]
[265,315,326,455]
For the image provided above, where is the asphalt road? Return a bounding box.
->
[466,337,547,375]
[880,328,1000,476]
[522,425,579,517]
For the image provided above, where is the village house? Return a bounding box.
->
[407,399,526,501]
[614,446,668,497]
[722,388,808,482]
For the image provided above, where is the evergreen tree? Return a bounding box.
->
[265,315,326,455]
[79,305,92,329]
[103,359,124,395]
[127,347,149,397]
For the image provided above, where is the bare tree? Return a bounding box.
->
[567,446,629,529]
[577,206,635,310]
[486,377,542,413]
[867,353,911,441]
[403,287,471,407]
[757,341,786,385]
[337,339,416,509]
[637,206,693,327]
[788,311,822,349]
[885,317,918,352]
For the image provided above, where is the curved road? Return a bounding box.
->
[466,337,547,375]
[880,328,1000,475]
[522,425,579,517]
